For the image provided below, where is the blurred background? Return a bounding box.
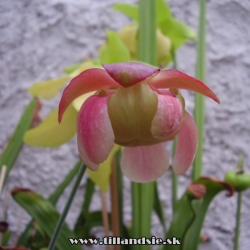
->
[0,0,249,249]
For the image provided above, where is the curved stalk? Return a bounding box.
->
[48,162,86,250]
[192,0,207,180]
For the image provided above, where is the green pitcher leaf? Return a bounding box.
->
[113,3,138,21]
[18,161,81,246]
[28,76,71,99]
[0,99,37,183]
[76,211,103,239]
[11,188,82,250]
[164,193,195,250]
[24,105,77,147]
[17,222,36,247]
[165,177,233,250]
[182,177,234,250]
[99,30,131,64]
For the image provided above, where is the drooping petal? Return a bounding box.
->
[148,69,220,103]
[172,112,198,175]
[77,95,114,167]
[77,139,99,171]
[121,144,169,183]
[151,93,184,141]
[103,62,160,88]
[58,68,119,122]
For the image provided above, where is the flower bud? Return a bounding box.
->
[118,24,172,65]
[225,169,250,192]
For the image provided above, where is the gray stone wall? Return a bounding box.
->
[0,0,249,249]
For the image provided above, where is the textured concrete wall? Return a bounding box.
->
[0,0,249,249]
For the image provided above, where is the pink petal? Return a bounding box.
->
[148,69,220,103]
[77,139,99,171]
[103,62,160,88]
[58,68,119,122]
[172,112,198,175]
[121,144,169,183]
[77,95,114,166]
[151,93,184,140]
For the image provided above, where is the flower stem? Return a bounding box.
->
[171,50,178,212]
[234,191,242,250]
[192,0,207,181]
[48,162,86,250]
[131,182,140,236]
[138,0,157,66]
[131,1,157,249]
[0,165,7,196]
[100,190,111,250]
[171,138,177,211]
[115,149,125,244]
[110,158,120,250]
[234,154,244,250]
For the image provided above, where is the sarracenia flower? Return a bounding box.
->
[59,62,219,183]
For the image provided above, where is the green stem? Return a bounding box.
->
[234,192,242,250]
[131,1,156,249]
[138,0,157,66]
[237,154,244,169]
[131,183,140,237]
[171,138,177,212]
[234,154,244,250]
[110,158,120,250]
[48,162,86,250]
[192,0,207,181]
[115,149,125,241]
[171,49,178,212]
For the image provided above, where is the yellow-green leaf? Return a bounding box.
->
[23,105,77,147]
[87,145,120,192]
[72,92,96,112]
[28,76,71,99]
